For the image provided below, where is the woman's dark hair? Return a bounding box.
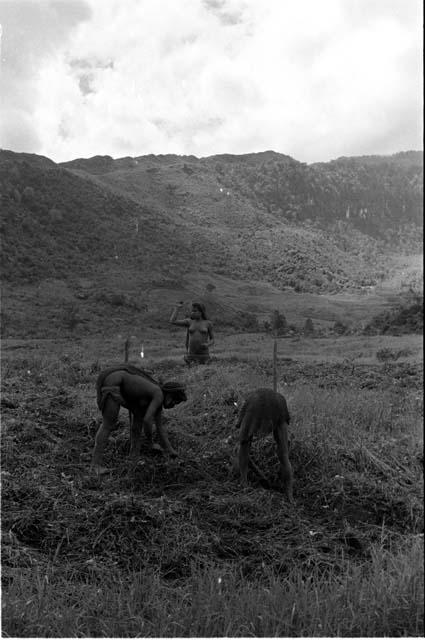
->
[192,302,207,320]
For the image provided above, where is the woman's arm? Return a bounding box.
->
[154,410,177,457]
[170,303,190,327]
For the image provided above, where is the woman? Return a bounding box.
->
[170,302,214,365]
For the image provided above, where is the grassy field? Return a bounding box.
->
[2,251,423,340]
[1,331,423,637]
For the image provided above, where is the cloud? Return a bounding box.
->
[0,0,92,152]
[0,0,422,162]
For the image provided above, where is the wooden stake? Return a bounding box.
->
[124,337,130,362]
[272,309,279,393]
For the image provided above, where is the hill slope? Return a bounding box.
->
[1,149,422,337]
[62,149,423,245]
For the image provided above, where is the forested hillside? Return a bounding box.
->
[63,149,423,250]
[3,149,417,290]
[1,148,422,337]
[0,153,206,283]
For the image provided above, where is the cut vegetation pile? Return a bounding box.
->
[1,344,423,637]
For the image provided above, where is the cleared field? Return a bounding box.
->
[3,331,422,365]
[1,332,423,636]
[216,332,424,364]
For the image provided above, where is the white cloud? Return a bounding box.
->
[0,0,92,151]
[0,0,422,162]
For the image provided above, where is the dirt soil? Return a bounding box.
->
[1,359,423,586]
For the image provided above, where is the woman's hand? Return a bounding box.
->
[170,301,186,324]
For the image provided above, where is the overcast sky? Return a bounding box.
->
[0,0,422,163]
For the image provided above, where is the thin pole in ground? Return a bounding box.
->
[124,337,130,362]
[272,309,279,393]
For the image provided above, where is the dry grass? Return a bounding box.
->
[3,537,423,637]
[1,335,423,636]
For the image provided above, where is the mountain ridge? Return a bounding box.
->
[60,148,423,240]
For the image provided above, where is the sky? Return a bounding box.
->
[0,0,422,163]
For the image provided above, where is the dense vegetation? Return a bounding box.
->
[365,293,423,335]
[2,149,422,288]
[64,149,423,245]
[1,148,422,340]
[0,153,194,283]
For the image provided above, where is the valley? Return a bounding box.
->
[1,148,423,339]
[1,147,423,636]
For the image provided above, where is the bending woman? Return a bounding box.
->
[170,302,214,365]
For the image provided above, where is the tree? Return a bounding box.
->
[304,317,315,335]
[63,302,80,332]
[333,320,348,335]
[271,309,287,335]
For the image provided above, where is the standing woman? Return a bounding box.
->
[170,302,214,365]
